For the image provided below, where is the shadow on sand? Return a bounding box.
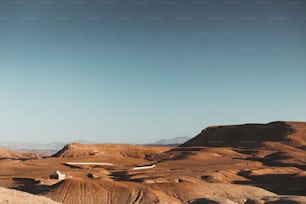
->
[110,171,144,182]
[12,178,51,194]
[0,157,36,161]
[188,198,219,204]
[235,171,306,196]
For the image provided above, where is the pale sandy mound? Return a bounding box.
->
[181,121,306,148]
[0,187,60,204]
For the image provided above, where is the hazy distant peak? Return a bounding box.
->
[151,136,191,146]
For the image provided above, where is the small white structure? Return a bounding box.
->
[50,170,66,180]
[132,164,156,170]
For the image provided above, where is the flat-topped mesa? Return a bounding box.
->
[52,143,169,159]
[181,121,306,148]
[52,143,99,158]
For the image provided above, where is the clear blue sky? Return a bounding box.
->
[0,0,306,144]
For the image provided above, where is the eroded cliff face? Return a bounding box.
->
[181,121,306,148]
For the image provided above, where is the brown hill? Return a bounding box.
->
[44,178,180,204]
[181,121,306,148]
[0,147,17,158]
[53,143,168,160]
[44,177,280,204]
[0,147,41,160]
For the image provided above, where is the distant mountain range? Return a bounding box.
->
[0,140,99,153]
[0,137,189,153]
[0,141,66,153]
[148,136,190,146]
